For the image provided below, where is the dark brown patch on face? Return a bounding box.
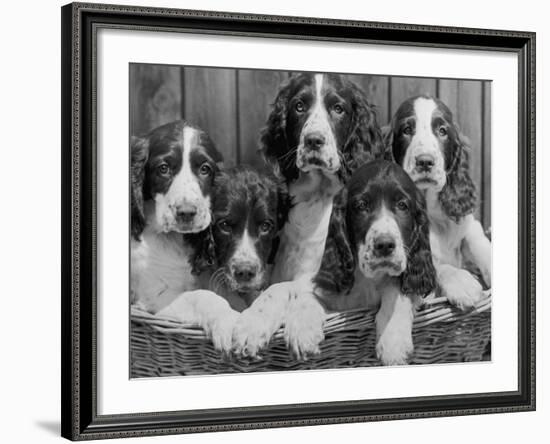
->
[390,96,461,173]
[130,120,224,238]
[261,72,383,184]
[210,167,281,292]
[142,121,221,201]
[286,74,354,164]
[347,161,417,251]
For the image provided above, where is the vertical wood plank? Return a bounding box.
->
[183,67,238,165]
[129,64,182,136]
[455,80,483,220]
[237,70,288,168]
[390,77,437,116]
[439,79,485,221]
[438,79,459,114]
[346,75,390,126]
[482,82,492,230]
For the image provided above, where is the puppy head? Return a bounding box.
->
[349,162,411,279]
[260,73,383,183]
[386,96,476,221]
[130,121,222,238]
[348,161,436,295]
[195,167,288,302]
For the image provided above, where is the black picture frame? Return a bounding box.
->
[61,2,536,440]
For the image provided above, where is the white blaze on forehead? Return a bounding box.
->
[413,97,438,136]
[232,228,261,266]
[167,125,202,203]
[153,125,211,232]
[310,73,328,122]
[181,126,198,183]
[314,73,324,106]
[296,73,340,173]
[357,205,407,278]
[367,206,404,251]
[401,97,446,190]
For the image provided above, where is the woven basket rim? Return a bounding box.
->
[130,290,491,340]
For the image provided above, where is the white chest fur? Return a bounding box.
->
[425,189,468,267]
[131,228,198,313]
[271,195,334,283]
[271,171,341,284]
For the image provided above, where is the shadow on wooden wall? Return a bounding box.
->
[130,64,491,229]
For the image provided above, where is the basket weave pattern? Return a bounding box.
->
[130,291,491,377]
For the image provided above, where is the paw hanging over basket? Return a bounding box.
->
[130,291,491,377]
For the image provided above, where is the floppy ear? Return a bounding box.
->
[260,75,303,183]
[313,188,356,295]
[130,136,149,241]
[186,228,217,276]
[438,132,477,223]
[401,189,437,296]
[340,80,385,180]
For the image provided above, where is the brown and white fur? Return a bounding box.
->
[231,73,384,356]
[130,121,239,352]
[283,160,437,364]
[154,165,288,353]
[385,96,491,309]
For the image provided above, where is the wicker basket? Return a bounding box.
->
[130,290,491,377]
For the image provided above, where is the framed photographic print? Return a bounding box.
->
[61,2,535,440]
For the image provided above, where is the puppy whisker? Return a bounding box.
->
[212,275,228,295]
[208,267,227,293]
[277,146,298,162]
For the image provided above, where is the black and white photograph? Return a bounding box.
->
[55,2,536,440]
[1,0,544,441]
[130,65,492,377]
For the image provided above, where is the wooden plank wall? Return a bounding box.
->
[129,65,491,229]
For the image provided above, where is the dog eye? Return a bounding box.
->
[217,220,231,233]
[295,101,305,113]
[333,104,344,114]
[199,163,212,176]
[396,201,409,212]
[259,221,273,234]
[403,126,413,136]
[354,200,370,212]
[157,164,170,176]
[438,127,448,137]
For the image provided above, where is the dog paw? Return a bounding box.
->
[284,305,325,361]
[230,310,277,359]
[207,311,239,355]
[231,282,294,358]
[440,267,483,310]
[376,329,413,366]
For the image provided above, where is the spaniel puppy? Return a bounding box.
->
[131,120,222,311]
[131,120,242,351]
[184,166,288,311]
[385,96,491,309]
[285,160,436,364]
[232,73,384,356]
[156,166,288,349]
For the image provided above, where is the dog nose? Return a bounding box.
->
[304,132,326,150]
[176,207,197,223]
[233,263,259,283]
[373,235,396,257]
[415,154,435,172]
